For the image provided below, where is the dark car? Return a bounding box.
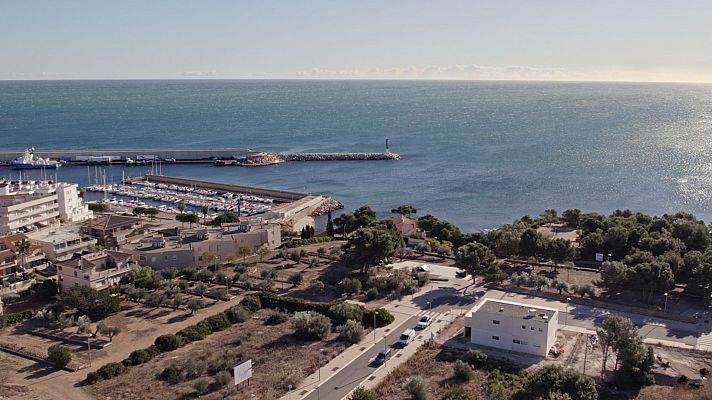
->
[374,349,392,364]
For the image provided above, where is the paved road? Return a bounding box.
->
[301,294,475,400]
[302,312,426,400]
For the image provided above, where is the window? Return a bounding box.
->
[530,327,535,330]
[538,328,543,332]
[492,320,500,325]
[492,336,499,340]
[521,341,528,345]
[522,325,526,329]
[513,339,520,344]
[533,344,541,348]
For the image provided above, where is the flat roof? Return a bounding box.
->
[28,225,88,242]
[472,299,557,323]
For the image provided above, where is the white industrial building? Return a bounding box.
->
[463,299,559,357]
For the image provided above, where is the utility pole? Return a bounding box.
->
[373,311,379,341]
[583,335,589,374]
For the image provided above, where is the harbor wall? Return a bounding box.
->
[0,148,251,162]
[143,175,308,202]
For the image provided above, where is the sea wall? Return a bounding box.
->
[282,152,400,161]
[143,175,308,202]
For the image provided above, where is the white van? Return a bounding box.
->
[398,329,416,346]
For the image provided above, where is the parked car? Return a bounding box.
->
[416,264,430,272]
[455,269,467,278]
[398,329,416,346]
[374,349,392,364]
[416,316,431,329]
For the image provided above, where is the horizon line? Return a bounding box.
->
[1,77,711,84]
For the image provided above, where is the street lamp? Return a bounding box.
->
[317,348,324,381]
[383,334,388,366]
[565,297,571,326]
[664,292,669,314]
[373,311,379,341]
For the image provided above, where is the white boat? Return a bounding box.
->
[12,148,61,170]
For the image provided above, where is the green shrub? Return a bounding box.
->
[291,311,332,340]
[328,302,365,325]
[265,312,289,325]
[145,345,161,358]
[155,334,183,352]
[348,387,379,400]
[363,308,394,327]
[214,370,232,387]
[128,349,152,365]
[225,305,252,323]
[336,320,365,344]
[208,349,248,375]
[239,295,262,312]
[2,310,34,326]
[466,349,488,368]
[453,359,472,382]
[338,278,362,296]
[441,386,470,400]
[97,362,128,380]
[195,321,214,336]
[159,365,183,383]
[288,273,304,286]
[177,325,208,343]
[405,376,427,400]
[193,378,209,394]
[204,313,231,332]
[366,287,379,300]
[85,371,101,384]
[47,345,71,368]
[280,236,333,249]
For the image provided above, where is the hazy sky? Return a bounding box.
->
[2,0,712,82]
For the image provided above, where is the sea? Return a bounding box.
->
[1,79,711,231]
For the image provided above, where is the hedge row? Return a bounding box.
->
[280,236,333,249]
[257,292,394,327]
[86,305,252,384]
[0,310,34,328]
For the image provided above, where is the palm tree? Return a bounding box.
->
[15,239,32,272]
[201,205,209,225]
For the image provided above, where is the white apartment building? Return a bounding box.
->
[0,180,92,235]
[463,299,558,357]
[56,250,133,292]
[55,182,93,223]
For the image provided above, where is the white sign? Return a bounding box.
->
[595,253,604,262]
[234,359,252,386]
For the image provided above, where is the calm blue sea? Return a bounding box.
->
[1,79,711,231]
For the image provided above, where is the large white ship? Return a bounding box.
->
[11,148,61,170]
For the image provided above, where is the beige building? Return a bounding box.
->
[0,180,92,235]
[56,250,133,292]
[0,234,47,295]
[125,221,280,269]
[464,299,559,357]
[28,225,98,261]
[81,214,148,249]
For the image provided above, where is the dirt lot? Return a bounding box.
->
[87,309,347,400]
[0,297,237,369]
[374,342,488,400]
[637,384,712,400]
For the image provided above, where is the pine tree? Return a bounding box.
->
[326,208,335,237]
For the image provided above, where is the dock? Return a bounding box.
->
[0,148,400,166]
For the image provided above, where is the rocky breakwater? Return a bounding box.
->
[282,152,401,161]
[311,197,344,216]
